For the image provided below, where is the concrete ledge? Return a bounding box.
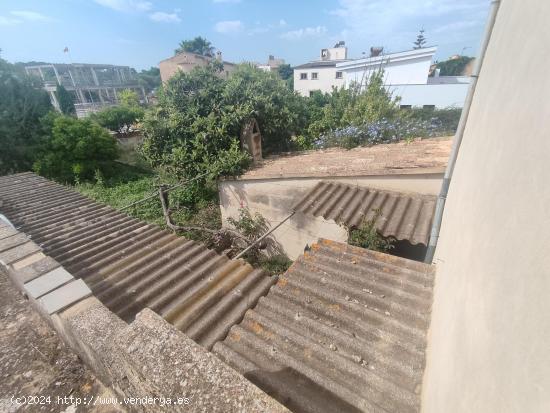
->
[0,223,288,413]
[116,309,289,412]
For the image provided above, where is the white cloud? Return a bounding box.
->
[149,11,181,23]
[10,10,51,21]
[94,0,152,12]
[213,0,242,3]
[0,10,52,26]
[281,26,327,40]
[0,16,21,26]
[247,19,287,35]
[329,0,488,54]
[214,20,243,34]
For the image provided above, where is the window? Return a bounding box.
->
[400,105,412,110]
[311,72,318,80]
[335,71,343,79]
[300,72,308,80]
[423,104,435,110]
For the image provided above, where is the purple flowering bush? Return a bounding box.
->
[315,117,445,149]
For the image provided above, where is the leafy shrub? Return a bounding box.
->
[117,89,141,107]
[408,107,462,135]
[306,71,402,141]
[316,117,445,149]
[33,114,119,183]
[436,56,474,76]
[227,207,268,241]
[348,214,394,252]
[91,105,144,135]
[56,84,75,115]
[141,62,311,204]
[259,254,292,275]
[224,64,308,154]
[0,57,52,175]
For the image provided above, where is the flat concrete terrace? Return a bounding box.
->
[0,172,277,350]
[236,137,452,180]
[215,239,435,413]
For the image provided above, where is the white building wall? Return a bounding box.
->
[422,1,550,412]
[343,55,433,87]
[294,66,346,96]
[388,83,470,109]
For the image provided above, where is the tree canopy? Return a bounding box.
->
[436,56,474,76]
[136,67,161,93]
[0,56,52,175]
[91,105,144,136]
[33,114,119,183]
[175,36,215,56]
[139,62,310,203]
[56,84,76,115]
[413,29,427,49]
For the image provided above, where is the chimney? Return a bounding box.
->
[240,118,262,164]
[370,47,384,57]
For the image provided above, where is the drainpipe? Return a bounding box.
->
[424,0,501,263]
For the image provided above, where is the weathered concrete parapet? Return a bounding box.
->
[54,298,288,412]
[116,309,289,412]
[0,222,92,317]
[0,220,288,413]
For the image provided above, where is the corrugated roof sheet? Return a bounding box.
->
[293,181,436,246]
[0,172,276,350]
[214,238,435,413]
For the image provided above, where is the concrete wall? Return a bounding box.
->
[220,174,442,260]
[422,1,550,412]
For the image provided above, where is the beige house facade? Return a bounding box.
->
[159,52,237,83]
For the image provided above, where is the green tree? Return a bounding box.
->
[140,62,250,204]
[33,114,119,183]
[413,29,427,49]
[56,84,75,115]
[175,36,215,56]
[436,56,474,76]
[223,64,308,154]
[117,89,141,107]
[277,63,293,80]
[91,105,144,136]
[305,71,400,140]
[0,56,52,175]
[137,67,161,93]
[277,63,294,89]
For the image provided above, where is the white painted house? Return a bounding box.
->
[293,42,350,96]
[294,45,470,108]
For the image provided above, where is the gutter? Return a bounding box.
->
[424,0,502,263]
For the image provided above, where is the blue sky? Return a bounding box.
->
[0,0,491,70]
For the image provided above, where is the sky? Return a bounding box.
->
[0,0,491,71]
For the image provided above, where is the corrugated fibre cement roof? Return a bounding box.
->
[293,181,437,246]
[0,172,277,350]
[214,238,435,413]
